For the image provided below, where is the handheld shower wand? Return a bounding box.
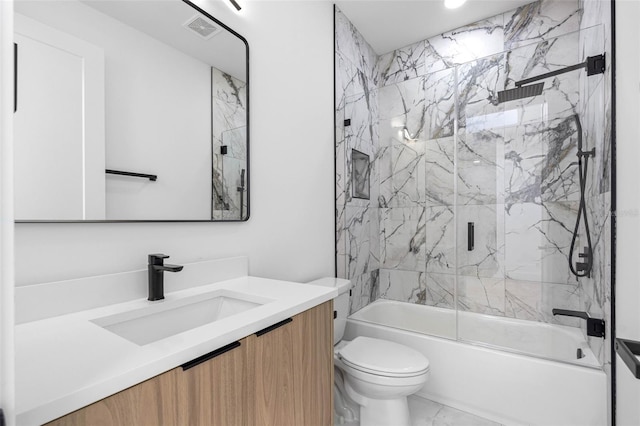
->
[569,114,595,278]
[237,169,245,219]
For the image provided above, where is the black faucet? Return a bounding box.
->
[148,254,183,301]
[552,309,605,338]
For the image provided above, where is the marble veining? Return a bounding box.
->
[211,67,247,219]
[378,40,427,86]
[335,1,611,364]
[504,0,581,50]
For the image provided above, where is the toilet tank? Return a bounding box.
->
[306,278,352,344]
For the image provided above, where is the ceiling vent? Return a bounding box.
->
[184,15,222,40]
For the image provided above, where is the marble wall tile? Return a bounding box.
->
[335,51,366,102]
[581,70,607,199]
[505,32,580,119]
[540,201,579,285]
[425,273,455,309]
[345,91,378,149]
[344,206,372,278]
[378,77,426,141]
[425,137,455,207]
[381,207,426,271]
[379,268,426,304]
[505,202,542,282]
[370,207,381,272]
[503,124,543,206]
[378,118,416,212]
[504,116,580,208]
[505,279,543,321]
[505,279,581,327]
[378,40,427,86]
[539,115,580,203]
[456,53,505,130]
[581,192,609,313]
[457,129,505,206]
[387,142,426,207]
[457,276,505,315]
[377,143,393,208]
[578,25,605,112]
[504,0,581,51]
[543,281,581,327]
[335,8,378,94]
[336,203,347,275]
[349,270,380,314]
[425,205,455,274]
[423,68,456,139]
[336,107,346,208]
[425,15,504,74]
[457,204,505,279]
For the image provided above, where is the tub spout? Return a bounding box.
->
[552,309,605,338]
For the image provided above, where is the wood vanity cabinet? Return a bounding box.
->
[45,301,333,426]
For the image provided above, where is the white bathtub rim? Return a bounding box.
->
[350,299,601,370]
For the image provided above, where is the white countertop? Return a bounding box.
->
[15,276,337,425]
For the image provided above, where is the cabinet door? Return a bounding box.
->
[248,301,333,426]
[293,301,334,426]
[248,318,297,426]
[176,339,247,426]
[45,369,180,426]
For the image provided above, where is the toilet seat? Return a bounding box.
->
[337,337,430,378]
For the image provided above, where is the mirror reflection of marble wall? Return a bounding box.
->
[212,68,248,220]
[13,0,248,222]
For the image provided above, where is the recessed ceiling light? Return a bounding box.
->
[444,0,467,9]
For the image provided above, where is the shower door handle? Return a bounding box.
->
[467,222,474,251]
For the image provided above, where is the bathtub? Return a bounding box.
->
[345,300,607,426]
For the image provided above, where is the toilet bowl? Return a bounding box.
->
[307,278,430,426]
[335,337,429,426]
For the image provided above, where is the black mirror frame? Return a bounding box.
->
[15,0,250,223]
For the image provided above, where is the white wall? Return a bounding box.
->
[615,1,640,424]
[0,0,15,423]
[14,0,335,286]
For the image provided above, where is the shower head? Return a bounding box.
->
[495,82,544,104]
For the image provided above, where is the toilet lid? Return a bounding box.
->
[337,336,429,377]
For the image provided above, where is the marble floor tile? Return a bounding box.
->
[408,395,504,426]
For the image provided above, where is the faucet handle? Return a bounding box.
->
[149,253,170,265]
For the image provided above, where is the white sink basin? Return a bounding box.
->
[92,289,273,345]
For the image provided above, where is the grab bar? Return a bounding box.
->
[616,338,640,379]
[106,169,157,181]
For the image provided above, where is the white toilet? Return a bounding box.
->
[308,278,430,426]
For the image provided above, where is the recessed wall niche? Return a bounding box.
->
[351,149,370,200]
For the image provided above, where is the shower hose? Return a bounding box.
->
[569,114,594,278]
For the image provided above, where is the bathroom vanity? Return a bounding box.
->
[14,258,337,425]
[44,302,333,426]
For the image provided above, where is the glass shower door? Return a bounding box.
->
[454,26,608,367]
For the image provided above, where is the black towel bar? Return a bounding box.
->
[106,169,157,181]
[616,338,640,379]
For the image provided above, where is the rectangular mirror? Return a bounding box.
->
[13,0,249,222]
